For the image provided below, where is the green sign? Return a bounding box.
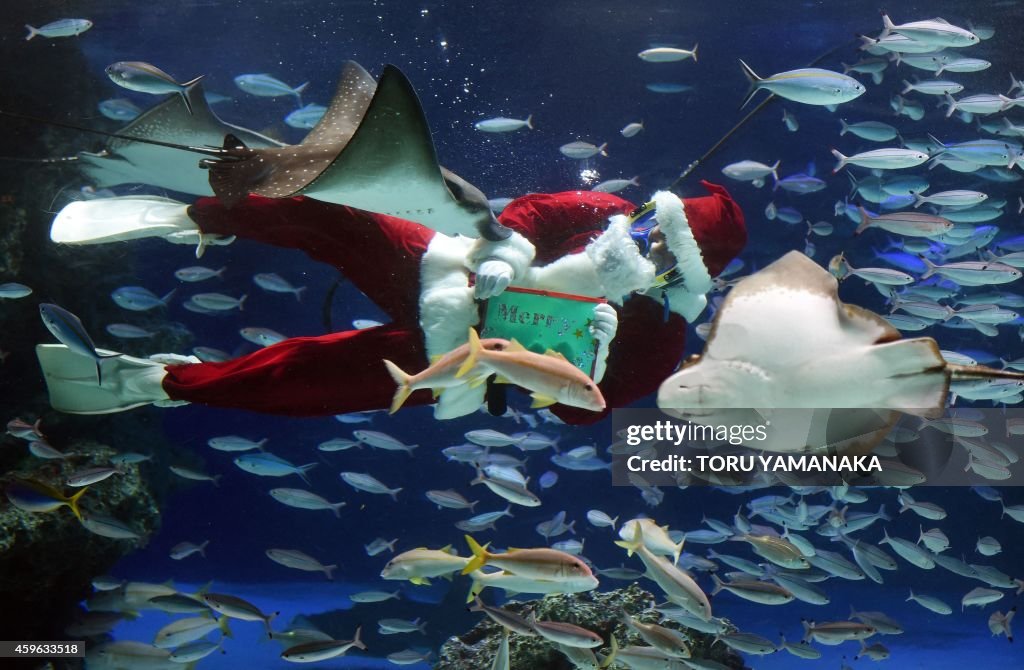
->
[479,287,605,377]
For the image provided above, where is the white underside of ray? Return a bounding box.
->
[78,83,283,196]
[295,67,489,238]
[658,251,948,412]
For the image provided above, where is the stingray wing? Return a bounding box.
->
[685,251,949,411]
[78,83,283,196]
[295,65,495,238]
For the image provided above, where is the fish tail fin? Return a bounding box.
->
[738,59,762,109]
[160,288,177,306]
[237,294,247,311]
[389,487,402,502]
[943,93,958,118]
[382,360,413,414]
[294,286,307,302]
[296,463,318,485]
[324,564,337,581]
[219,615,233,638]
[25,25,39,40]
[211,474,222,488]
[839,118,849,136]
[330,501,345,518]
[264,611,279,638]
[351,625,366,650]
[613,524,643,557]
[456,328,482,379]
[672,539,685,566]
[857,34,878,51]
[691,43,699,63]
[907,588,915,601]
[599,635,619,669]
[462,534,489,575]
[294,81,310,104]
[854,205,872,235]
[1009,73,1021,95]
[770,159,780,184]
[198,540,209,557]
[598,142,608,157]
[67,485,89,521]
[912,192,926,208]
[525,114,533,130]
[919,255,937,279]
[830,148,848,174]
[710,573,725,596]
[880,12,895,39]
[467,596,484,613]
[901,80,914,95]
[801,618,813,643]
[466,575,486,603]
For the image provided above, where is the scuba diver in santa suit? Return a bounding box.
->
[37,181,746,424]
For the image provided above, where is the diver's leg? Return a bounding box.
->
[37,345,196,414]
[161,326,433,416]
[190,195,435,320]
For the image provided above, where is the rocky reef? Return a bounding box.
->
[436,584,748,670]
[0,438,161,643]
[0,0,193,650]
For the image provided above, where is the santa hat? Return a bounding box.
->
[651,180,747,293]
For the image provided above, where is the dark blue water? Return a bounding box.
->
[7,0,1024,667]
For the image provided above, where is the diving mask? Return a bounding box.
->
[627,201,684,289]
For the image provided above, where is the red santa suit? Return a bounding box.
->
[160,181,746,424]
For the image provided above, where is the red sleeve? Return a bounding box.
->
[552,296,687,425]
[189,194,347,236]
[497,191,636,263]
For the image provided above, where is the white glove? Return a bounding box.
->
[589,303,618,344]
[475,259,514,299]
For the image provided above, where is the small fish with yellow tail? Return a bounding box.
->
[5,479,89,520]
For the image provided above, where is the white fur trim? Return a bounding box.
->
[652,191,713,295]
[466,231,536,281]
[583,216,657,302]
[418,234,478,358]
[517,252,605,298]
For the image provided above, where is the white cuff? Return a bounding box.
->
[466,231,536,281]
[593,340,611,383]
[652,191,713,295]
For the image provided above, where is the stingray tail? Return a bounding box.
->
[178,75,206,116]
[202,135,261,207]
[949,363,1024,381]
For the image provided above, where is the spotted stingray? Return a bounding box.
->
[3,61,502,239]
[201,61,503,239]
[657,251,1024,453]
[76,82,284,197]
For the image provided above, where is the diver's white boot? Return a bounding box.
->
[36,344,197,414]
[50,196,235,258]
